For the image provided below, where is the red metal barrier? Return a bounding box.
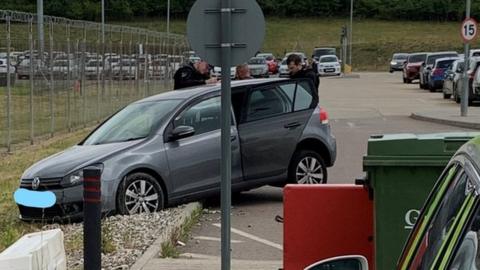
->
[283,184,374,270]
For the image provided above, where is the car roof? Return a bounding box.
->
[319,55,338,59]
[435,57,459,62]
[136,78,289,103]
[427,51,458,57]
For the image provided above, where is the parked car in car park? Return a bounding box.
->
[17,78,336,220]
[247,57,269,78]
[389,53,409,73]
[212,66,236,79]
[427,57,459,92]
[403,53,428,83]
[419,51,458,89]
[85,60,104,80]
[256,53,278,74]
[317,55,341,76]
[304,136,480,270]
[279,58,289,78]
[312,48,336,63]
[455,57,480,105]
[443,59,464,99]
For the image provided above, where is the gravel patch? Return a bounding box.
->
[42,205,186,270]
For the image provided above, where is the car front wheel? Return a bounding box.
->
[117,172,164,215]
[289,150,327,184]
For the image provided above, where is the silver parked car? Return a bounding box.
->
[247,57,269,78]
[443,59,464,99]
[18,78,337,220]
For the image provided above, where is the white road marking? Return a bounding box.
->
[212,223,283,251]
[347,122,356,128]
[194,236,243,243]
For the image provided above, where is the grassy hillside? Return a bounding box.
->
[121,17,480,71]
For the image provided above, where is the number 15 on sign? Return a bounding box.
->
[461,18,478,43]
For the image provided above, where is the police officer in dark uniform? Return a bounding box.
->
[173,60,218,90]
[287,54,319,90]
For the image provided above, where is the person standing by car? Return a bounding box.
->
[287,54,319,89]
[174,60,218,90]
[235,63,252,80]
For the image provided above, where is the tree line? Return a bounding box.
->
[3,0,479,22]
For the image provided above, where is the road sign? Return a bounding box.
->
[187,1,265,269]
[187,0,265,67]
[461,17,478,43]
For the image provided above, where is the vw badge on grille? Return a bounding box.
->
[32,177,40,190]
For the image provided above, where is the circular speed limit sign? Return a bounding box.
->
[461,17,478,43]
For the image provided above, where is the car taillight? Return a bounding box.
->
[319,107,329,124]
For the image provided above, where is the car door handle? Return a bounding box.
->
[284,122,301,129]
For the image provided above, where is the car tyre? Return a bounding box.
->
[117,172,164,215]
[443,93,452,99]
[288,150,327,184]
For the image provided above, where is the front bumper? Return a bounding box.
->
[318,67,341,76]
[18,184,84,222]
[390,64,404,71]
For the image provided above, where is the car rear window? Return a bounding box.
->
[436,60,456,69]
[428,54,458,65]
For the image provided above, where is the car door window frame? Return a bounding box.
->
[240,80,316,124]
[399,160,462,270]
[164,92,239,142]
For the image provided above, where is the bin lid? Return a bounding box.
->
[366,132,480,157]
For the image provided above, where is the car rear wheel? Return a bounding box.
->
[443,93,451,99]
[117,172,164,215]
[288,150,327,184]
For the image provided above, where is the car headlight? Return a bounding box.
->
[61,164,104,187]
[390,61,397,65]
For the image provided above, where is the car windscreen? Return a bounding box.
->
[428,54,458,65]
[436,60,456,69]
[314,49,335,57]
[393,54,408,60]
[82,100,182,145]
[320,57,337,63]
[248,58,266,65]
[408,54,427,63]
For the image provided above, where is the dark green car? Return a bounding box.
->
[306,136,480,270]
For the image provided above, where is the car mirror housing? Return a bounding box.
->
[304,255,369,270]
[170,125,195,141]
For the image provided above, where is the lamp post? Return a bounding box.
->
[167,0,171,36]
[349,0,353,67]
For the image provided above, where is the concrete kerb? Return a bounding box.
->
[411,113,480,130]
[130,202,202,270]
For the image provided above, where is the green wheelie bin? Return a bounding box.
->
[362,132,480,270]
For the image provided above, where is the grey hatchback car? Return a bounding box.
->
[18,78,336,220]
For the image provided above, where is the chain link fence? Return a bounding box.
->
[0,10,189,152]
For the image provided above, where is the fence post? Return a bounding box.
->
[66,23,72,132]
[144,34,149,98]
[49,20,55,138]
[6,15,12,152]
[29,17,34,145]
[81,23,87,128]
[96,35,100,122]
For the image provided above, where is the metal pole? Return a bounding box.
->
[349,0,353,67]
[82,25,87,127]
[101,0,105,45]
[49,21,54,138]
[220,0,232,268]
[462,0,471,117]
[6,16,12,152]
[67,24,72,132]
[167,0,171,36]
[29,18,35,144]
[37,0,44,61]
[83,168,102,270]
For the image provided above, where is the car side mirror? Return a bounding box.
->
[170,125,195,140]
[304,255,369,270]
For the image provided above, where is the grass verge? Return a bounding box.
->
[160,206,202,258]
[0,127,93,251]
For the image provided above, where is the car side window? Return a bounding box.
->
[245,86,292,122]
[173,96,220,135]
[295,81,314,111]
[409,171,469,269]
